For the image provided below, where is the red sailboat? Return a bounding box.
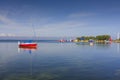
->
[18,23,37,48]
[18,41,37,48]
[18,43,37,54]
[19,44,37,50]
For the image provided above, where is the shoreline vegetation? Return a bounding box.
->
[73,35,111,43]
[73,35,120,43]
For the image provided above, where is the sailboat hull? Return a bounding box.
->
[19,43,37,48]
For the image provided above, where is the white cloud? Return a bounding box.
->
[0,15,16,25]
[0,33,6,36]
[35,20,87,36]
[0,14,22,30]
[0,12,88,37]
[0,33,16,36]
[0,14,33,36]
[40,20,85,29]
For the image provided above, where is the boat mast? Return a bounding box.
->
[32,24,36,38]
[117,32,120,40]
[32,23,37,42]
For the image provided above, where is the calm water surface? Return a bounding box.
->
[0,41,120,80]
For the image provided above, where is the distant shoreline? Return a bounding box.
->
[0,39,58,42]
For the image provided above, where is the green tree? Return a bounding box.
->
[96,35,110,40]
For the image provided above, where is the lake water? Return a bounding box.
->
[0,41,120,80]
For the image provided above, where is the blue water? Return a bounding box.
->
[0,41,120,80]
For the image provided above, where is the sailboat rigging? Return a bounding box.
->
[18,23,37,48]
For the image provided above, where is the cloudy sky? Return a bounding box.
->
[0,0,120,37]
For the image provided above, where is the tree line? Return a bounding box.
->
[76,35,111,41]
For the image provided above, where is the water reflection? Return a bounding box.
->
[89,42,94,46]
[18,46,37,54]
[75,42,111,47]
[18,46,38,76]
[1,42,120,80]
[117,43,120,53]
[95,43,111,47]
[75,42,90,46]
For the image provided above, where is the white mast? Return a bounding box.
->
[117,32,120,39]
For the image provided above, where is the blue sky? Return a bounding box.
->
[0,0,120,38]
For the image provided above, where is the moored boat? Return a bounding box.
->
[58,39,67,42]
[19,44,37,50]
[18,41,37,48]
[18,23,38,48]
